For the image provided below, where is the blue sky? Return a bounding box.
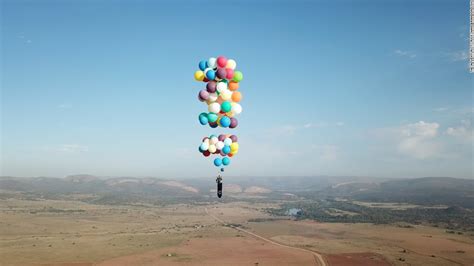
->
[1,0,472,178]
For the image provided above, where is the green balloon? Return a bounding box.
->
[233,71,243,82]
[221,101,232,113]
[208,112,218,123]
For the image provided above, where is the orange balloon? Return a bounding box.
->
[228,153,234,157]
[228,81,239,91]
[232,91,242,102]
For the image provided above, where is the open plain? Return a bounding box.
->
[1,199,473,265]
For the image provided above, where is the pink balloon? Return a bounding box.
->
[217,56,227,68]
[226,68,234,79]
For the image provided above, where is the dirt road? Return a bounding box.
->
[204,207,327,266]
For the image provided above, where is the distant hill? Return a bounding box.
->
[351,177,474,208]
[1,176,472,208]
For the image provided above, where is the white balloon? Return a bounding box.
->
[208,93,218,102]
[216,82,227,92]
[208,102,221,113]
[208,144,216,153]
[220,89,232,100]
[224,138,232,146]
[226,59,237,70]
[204,138,209,144]
[216,141,224,150]
[210,137,218,144]
[232,103,242,115]
[200,142,209,151]
[208,57,217,69]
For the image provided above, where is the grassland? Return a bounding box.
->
[1,198,473,265]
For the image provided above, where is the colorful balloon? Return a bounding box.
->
[231,91,242,102]
[205,68,215,80]
[208,102,221,113]
[195,56,243,172]
[208,112,218,123]
[216,68,227,79]
[233,71,243,82]
[222,145,231,155]
[217,56,227,68]
[199,90,209,101]
[226,59,236,70]
[214,158,222,166]
[199,60,208,71]
[229,117,238,128]
[216,82,227,93]
[231,103,242,115]
[228,81,239,91]
[199,113,208,125]
[220,116,231,127]
[221,101,232,113]
[208,57,217,69]
[194,71,205,81]
[206,81,217,93]
[222,157,230,165]
[225,68,234,79]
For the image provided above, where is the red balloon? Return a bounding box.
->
[203,151,210,157]
[217,56,227,68]
[226,68,234,79]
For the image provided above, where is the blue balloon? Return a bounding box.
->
[199,60,207,71]
[199,114,208,125]
[206,70,216,80]
[199,145,205,153]
[222,157,230,166]
[214,158,222,167]
[220,116,231,127]
[222,145,231,154]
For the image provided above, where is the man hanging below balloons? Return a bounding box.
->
[194,56,243,198]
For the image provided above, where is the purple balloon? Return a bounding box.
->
[218,134,226,141]
[206,81,217,93]
[216,68,227,79]
[209,122,218,128]
[230,135,238,142]
[229,117,238,128]
[198,90,209,101]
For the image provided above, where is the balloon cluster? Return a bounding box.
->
[199,134,239,167]
[194,56,243,128]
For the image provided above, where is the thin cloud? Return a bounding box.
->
[434,107,449,112]
[375,121,441,159]
[394,49,417,59]
[446,120,473,142]
[58,103,72,109]
[446,50,468,62]
[59,144,89,153]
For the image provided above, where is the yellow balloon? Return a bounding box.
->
[226,111,234,117]
[194,71,205,81]
[230,143,239,152]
